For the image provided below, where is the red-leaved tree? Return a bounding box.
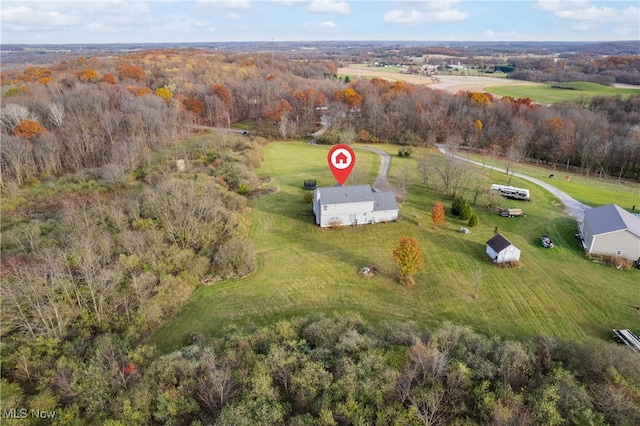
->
[431,202,445,228]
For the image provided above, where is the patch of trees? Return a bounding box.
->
[4,313,638,424]
[506,54,640,85]
[1,131,262,422]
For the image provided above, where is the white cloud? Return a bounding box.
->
[2,4,81,29]
[196,0,251,11]
[483,29,522,40]
[307,0,350,15]
[534,0,591,12]
[384,8,469,24]
[304,20,338,32]
[534,0,639,35]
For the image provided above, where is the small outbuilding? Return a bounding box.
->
[486,233,521,263]
[580,203,640,261]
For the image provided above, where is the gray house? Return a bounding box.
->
[313,185,399,227]
[486,233,521,263]
[580,204,640,261]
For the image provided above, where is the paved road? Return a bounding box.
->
[437,145,591,223]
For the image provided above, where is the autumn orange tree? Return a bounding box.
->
[431,202,445,228]
[211,84,232,110]
[117,63,145,81]
[392,236,424,285]
[100,73,118,84]
[13,119,47,138]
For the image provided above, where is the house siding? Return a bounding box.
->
[590,230,640,260]
[486,245,521,263]
[313,186,399,228]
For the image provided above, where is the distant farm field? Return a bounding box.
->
[486,81,640,103]
[149,142,639,352]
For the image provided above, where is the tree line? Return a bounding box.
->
[2,50,639,187]
[4,313,639,425]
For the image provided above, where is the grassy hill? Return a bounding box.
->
[149,142,639,352]
[486,81,640,103]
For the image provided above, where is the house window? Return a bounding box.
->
[323,205,327,211]
[349,213,357,223]
[616,250,623,255]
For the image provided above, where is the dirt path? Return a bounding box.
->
[437,145,591,223]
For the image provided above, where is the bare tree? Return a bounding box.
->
[0,104,31,133]
[471,268,483,299]
[47,102,65,127]
[418,155,432,186]
[433,155,467,199]
[1,135,35,185]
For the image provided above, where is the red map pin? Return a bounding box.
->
[328,144,355,186]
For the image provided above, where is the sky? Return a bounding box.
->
[1,0,639,44]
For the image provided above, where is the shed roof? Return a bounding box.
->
[584,204,640,237]
[317,185,399,211]
[486,233,514,253]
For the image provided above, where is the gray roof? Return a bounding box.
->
[486,233,514,252]
[584,204,640,237]
[317,185,398,211]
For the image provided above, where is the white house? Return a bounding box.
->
[580,204,640,261]
[313,185,399,227]
[486,233,521,263]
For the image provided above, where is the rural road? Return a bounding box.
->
[437,145,591,223]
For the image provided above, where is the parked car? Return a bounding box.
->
[541,235,554,248]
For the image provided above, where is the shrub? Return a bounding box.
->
[398,147,412,157]
[237,183,249,195]
[303,192,314,203]
[451,197,464,216]
[587,254,635,270]
[460,202,473,221]
[468,213,478,227]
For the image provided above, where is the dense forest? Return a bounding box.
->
[1,49,640,424]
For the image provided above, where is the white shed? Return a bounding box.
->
[486,233,521,263]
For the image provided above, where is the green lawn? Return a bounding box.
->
[486,81,640,103]
[149,142,639,352]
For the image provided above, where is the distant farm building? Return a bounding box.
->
[486,233,521,263]
[580,204,640,261]
[313,185,399,227]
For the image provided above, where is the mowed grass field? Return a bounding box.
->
[486,81,640,103]
[149,142,639,351]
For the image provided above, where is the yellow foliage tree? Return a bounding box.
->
[393,236,424,284]
[79,69,99,81]
[155,87,173,100]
